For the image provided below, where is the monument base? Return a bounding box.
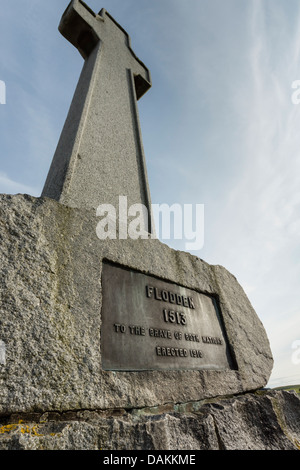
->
[0,194,273,414]
[0,390,299,450]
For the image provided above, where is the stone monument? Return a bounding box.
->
[0,0,299,451]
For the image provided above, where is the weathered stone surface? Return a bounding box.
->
[42,3,153,224]
[0,391,299,450]
[0,194,273,414]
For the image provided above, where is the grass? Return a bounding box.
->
[273,384,300,396]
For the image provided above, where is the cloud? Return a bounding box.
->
[266,307,300,387]
[0,172,39,197]
[209,1,300,386]
[154,0,300,387]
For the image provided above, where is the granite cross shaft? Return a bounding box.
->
[42,0,153,233]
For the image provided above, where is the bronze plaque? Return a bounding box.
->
[101,262,235,371]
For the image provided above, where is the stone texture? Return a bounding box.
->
[0,194,273,414]
[0,391,299,450]
[42,2,153,228]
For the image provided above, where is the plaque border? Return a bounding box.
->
[101,260,238,372]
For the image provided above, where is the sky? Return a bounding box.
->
[0,0,300,388]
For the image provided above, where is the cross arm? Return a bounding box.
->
[99,9,151,99]
[59,1,151,100]
[59,0,103,59]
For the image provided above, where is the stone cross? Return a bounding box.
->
[42,0,153,232]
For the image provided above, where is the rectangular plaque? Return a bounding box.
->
[101,262,235,371]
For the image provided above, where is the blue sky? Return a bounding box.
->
[1,0,300,387]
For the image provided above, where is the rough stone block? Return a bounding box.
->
[0,194,273,414]
[0,391,299,450]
